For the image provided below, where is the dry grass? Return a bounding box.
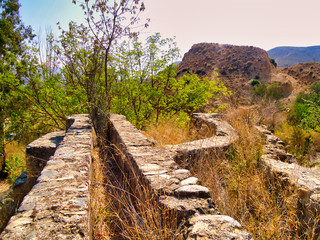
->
[5,141,25,159]
[274,123,313,166]
[144,107,320,239]
[102,144,183,240]
[91,130,111,240]
[91,132,183,240]
[193,107,320,239]
[0,179,11,192]
[143,119,197,147]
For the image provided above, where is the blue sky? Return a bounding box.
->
[20,0,83,38]
[19,0,320,56]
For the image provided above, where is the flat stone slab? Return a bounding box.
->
[181,177,200,186]
[160,196,216,216]
[26,131,65,151]
[187,215,252,240]
[175,185,210,198]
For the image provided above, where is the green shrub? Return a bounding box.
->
[4,154,25,183]
[252,82,281,100]
[270,58,277,67]
[111,34,231,129]
[288,83,320,132]
[251,79,260,87]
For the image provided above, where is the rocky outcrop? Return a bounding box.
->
[280,62,320,85]
[0,114,92,239]
[110,113,251,239]
[177,43,276,98]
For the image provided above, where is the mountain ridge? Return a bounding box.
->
[268,46,320,67]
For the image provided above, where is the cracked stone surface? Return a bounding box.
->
[110,113,250,239]
[187,215,252,240]
[0,130,65,233]
[256,125,320,228]
[0,114,92,239]
[1,113,248,239]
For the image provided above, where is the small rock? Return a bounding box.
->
[181,177,200,186]
[266,135,280,144]
[175,185,210,198]
[172,169,192,180]
[187,215,252,240]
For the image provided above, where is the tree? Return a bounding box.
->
[70,0,148,139]
[0,0,34,176]
[111,34,230,128]
[7,32,88,142]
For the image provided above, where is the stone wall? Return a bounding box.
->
[170,113,239,168]
[256,126,320,235]
[0,114,92,239]
[1,112,253,239]
[109,113,252,239]
[0,131,65,233]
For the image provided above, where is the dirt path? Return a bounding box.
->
[271,72,308,107]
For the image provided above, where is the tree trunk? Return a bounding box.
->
[0,119,8,179]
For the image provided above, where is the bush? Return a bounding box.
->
[252,82,281,100]
[111,34,231,129]
[4,154,25,183]
[270,58,277,67]
[288,83,320,132]
[251,79,260,87]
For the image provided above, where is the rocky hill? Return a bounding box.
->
[268,46,320,67]
[280,62,320,85]
[177,43,276,97]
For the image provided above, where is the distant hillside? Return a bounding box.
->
[268,46,320,67]
[280,62,320,85]
[177,43,276,97]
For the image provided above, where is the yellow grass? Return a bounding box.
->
[91,132,183,239]
[143,119,197,147]
[0,179,11,192]
[91,130,111,240]
[5,141,25,159]
[145,107,319,239]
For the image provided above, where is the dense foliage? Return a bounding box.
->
[252,82,281,100]
[111,34,230,128]
[0,0,34,175]
[288,82,320,132]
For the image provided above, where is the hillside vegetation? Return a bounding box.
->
[281,62,320,85]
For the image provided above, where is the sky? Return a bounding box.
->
[19,0,320,57]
